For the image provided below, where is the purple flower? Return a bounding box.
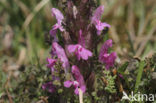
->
[46,58,56,69]
[99,39,117,69]
[64,80,73,88]
[91,5,110,35]
[95,21,111,35]
[52,42,69,72]
[49,29,58,42]
[68,44,92,60]
[64,65,86,95]
[46,58,59,79]
[101,52,117,69]
[64,80,79,88]
[72,65,85,87]
[51,22,65,32]
[50,8,65,41]
[99,39,112,58]
[51,8,64,23]
[42,82,55,93]
[91,5,104,24]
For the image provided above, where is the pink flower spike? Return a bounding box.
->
[102,52,117,70]
[99,39,117,69]
[99,39,113,61]
[105,52,117,69]
[91,6,111,35]
[50,8,65,40]
[51,8,64,32]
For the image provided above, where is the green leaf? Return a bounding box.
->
[134,60,145,93]
[117,62,129,74]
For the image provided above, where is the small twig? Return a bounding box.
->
[79,89,83,103]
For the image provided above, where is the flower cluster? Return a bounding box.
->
[91,6,111,35]
[42,3,117,96]
[64,65,86,95]
[99,39,117,69]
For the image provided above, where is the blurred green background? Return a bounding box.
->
[0,0,156,102]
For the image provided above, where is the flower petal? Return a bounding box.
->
[64,80,73,88]
[80,48,92,60]
[46,58,56,68]
[91,5,104,24]
[67,44,77,53]
[99,39,117,69]
[74,87,79,95]
[72,65,85,86]
[52,42,70,71]
[80,85,86,93]
[68,44,92,60]
[51,8,64,23]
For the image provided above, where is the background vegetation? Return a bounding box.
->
[0,0,156,102]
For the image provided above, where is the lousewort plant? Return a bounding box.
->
[43,1,117,102]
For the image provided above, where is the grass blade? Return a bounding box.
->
[134,60,145,93]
